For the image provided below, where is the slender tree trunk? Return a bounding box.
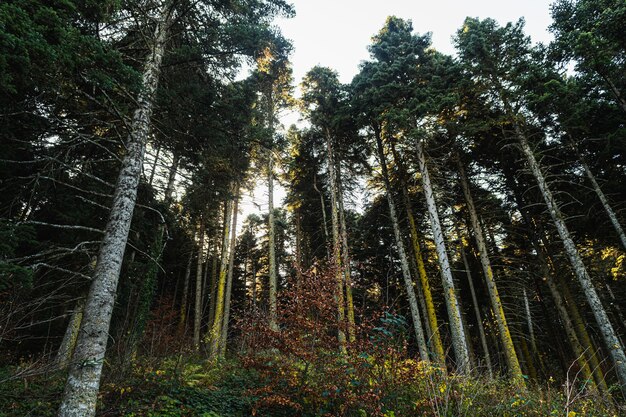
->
[313,174,331,254]
[456,157,523,383]
[148,143,161,186]
[209,194,233,357]
[164,152,179,202]
[416,139,469,373]
[516,127,626,395]
[375,128,429,362]
[56,297,86,369]
[268,149,278,331]
[295,208,303,283]
[390,141,445,363]
[179,248,193,333]
[194,218,205,349]
[220,188,239,356]
[579,159,626,250]
[208,226,221,330]
[325,130,347,349]
[336,163,356,343]
[458,237,493,378]
[58,4,171,415]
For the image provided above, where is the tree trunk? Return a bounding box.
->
[580,159,626,250]
[336,162,356,343]
[374,128,429,362]
[56,297,86,369]
[313,174,331,256]
[390,140,445,363]
[179,248,193,333]
[416,139,470,373]
[148,143,161,186]
[268,147,278,331]
[516,128,626,396]
[456,156,523,383]
[164,152,179,202]
[209,194,233,357]
[58,4,171,415]
[325,130,347,349]
[220,188,239,356]
[458,237,493,378]
[194,218,205,350]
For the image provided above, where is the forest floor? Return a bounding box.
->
[1,354,623,416]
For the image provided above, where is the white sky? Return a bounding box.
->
[239,0,556,230]
[277,0,555,85]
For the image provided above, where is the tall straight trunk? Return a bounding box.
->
[458,237,493,378]
[58,4,171,415]
[374,128,429,362]
[295,208,303,283]
[208,220,222,329]
[56,297,86,369]
[336,164,356,343]
[268,149,278,331]
[516,127,626,396]
[390,141,445,363]
[220,188,239,356]
[313,174,331,255]
[193,218,205,349]
[209,195,233,357]
[456,157,523,383]
[579,159,626,250]
[325,130,347,349]
[164,152,179,202]
[148,143,161,186]
[179,248,193,332]
[416,139,470,373]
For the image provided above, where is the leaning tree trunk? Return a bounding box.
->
[456,157,523,383]
[57,4,171,416]
[325,130,347,349]
[416,139,470,374]
[220,188,240,356]
[516,127,626,396]
[390,141,445,363]
[374,128,429,362]
[579,159,626,250]
[193,218,205,350]
[209,194,233,357]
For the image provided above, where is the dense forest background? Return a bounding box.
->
[0,0,625,416]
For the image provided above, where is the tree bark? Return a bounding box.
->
[268,148,278,332]
[58,3,171,415]
[179,248,193,333]
[325,130,347,349]
[580,159,626,250]
[193,218,204,349]
[374,128,429,362]
[390,140,445,363]
[456,156,523,383]
[209,194,233,357]
[416,139,469,373]
[458,236,493,378]
[56,297,86,369]
[164,152,179,202]
[220,187,239,356]
[336,162,356,343]
[516,127,626,396]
